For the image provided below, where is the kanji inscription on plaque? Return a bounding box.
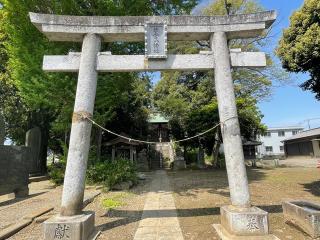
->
[145,23,167,59]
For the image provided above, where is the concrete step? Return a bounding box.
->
[29,175,49,183]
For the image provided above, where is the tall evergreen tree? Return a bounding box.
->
[153,0,282,165]
[0,0,197,172]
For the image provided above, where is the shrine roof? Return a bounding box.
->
[148,113,169,124]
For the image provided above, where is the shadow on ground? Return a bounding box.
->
[301,180,320,197]
[0,192,46,208]
[167,168,268,198]
[96,203,282,231]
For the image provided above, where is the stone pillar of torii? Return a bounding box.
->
[30,11,278,240]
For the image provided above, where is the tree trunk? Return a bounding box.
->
[96,128,102,161]
[39,127,49,174]
[212,129,221,168]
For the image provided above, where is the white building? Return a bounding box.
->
[257,126,304,157]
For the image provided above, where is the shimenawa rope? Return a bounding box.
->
[83,115,237,145]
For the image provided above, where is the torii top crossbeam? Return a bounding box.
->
[29,11,276,42]
[29,11,276,72]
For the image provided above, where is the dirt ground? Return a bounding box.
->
[5,167,320,239]
[7,175,152,240]
[168,167,320,240]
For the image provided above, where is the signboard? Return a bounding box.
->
[145,23,167,59]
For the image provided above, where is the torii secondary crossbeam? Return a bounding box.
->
[30,11,277,240]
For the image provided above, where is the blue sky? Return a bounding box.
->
[256,0,320,129]
[154,0,319,130]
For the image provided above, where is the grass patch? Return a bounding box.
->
[102,198,123,209]
[101,192,134,209]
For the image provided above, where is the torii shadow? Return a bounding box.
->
[96,204,282,232]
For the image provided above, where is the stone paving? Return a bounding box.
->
[134,170,183,240]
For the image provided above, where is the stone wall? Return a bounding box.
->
[0,146,31,196]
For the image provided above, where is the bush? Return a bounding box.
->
[185,149,198,165]
[86,159,138,189]
[47,144,68,185]
[48,147,137,188]
[48,160,66,185]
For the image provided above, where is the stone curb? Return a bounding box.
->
[83,191,101,208]
[0,207,53,240]
[91,230,102,240]
[23,207,54,221]
[29,175,50,183]
[0,219,32,240]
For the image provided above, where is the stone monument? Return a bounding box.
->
[30,11,277,239]
[25,126,42,174]
[173,147,187,170]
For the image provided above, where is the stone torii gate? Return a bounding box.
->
[30,11,277,240]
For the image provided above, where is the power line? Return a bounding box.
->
[297,117,320,130]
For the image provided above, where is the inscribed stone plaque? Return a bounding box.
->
[145,23,167,59]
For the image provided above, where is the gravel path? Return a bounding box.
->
[168,167,320,240]
[5,167,319,240]
[0,180,58,231]
[92,173,152,240]
[0,180,99,240]
[5,173,153,240]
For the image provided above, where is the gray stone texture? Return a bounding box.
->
[0,113,4,145]
[43,212,95,240]
[220,205,269,236]
[29,11,276,42]
[173,156,186,170]
[282,200,320,238]
[0,146,31,196]
[25,127,42,174]
[211,32,250,208]
[43,52,267,72]
[60,33,101,216]
[213,224,280,240]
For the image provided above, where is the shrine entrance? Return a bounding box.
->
[30,11,277,240]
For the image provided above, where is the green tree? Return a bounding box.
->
[0,0,198,171]
[277,0,320,100]
[153,0,276,166]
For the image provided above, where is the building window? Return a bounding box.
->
[278,131,285,137]
[265,146,273,152]
[264,132,271,137]
[292,130,298,135]
[280,146,284,151]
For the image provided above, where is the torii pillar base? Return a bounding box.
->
[43,212,98,240]
[213,206,279,240]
